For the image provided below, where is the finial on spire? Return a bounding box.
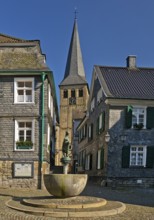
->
[74,7,78,20]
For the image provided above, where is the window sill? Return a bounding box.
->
[14,149,34,152]
[129,166,146,169]
[14,102,35,105]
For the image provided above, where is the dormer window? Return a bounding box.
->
[90,98,95,112]
[97,88,102,103]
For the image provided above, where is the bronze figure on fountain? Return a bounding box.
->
[61,131,72,167]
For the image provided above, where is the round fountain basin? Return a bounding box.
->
[44,174,88,197]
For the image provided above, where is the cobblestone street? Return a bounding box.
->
[0,182,153,220]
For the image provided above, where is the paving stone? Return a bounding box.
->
[0,182,153,219]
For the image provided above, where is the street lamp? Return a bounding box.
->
[105,132,110,143]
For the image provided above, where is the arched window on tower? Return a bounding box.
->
[71,89,76,98]
[79,89,83,97]
[63,90,68,98]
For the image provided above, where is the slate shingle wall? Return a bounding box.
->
[107,107,154,187]
[0,75,50,188]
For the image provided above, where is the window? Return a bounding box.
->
[88,123,93,141]
[47,124,50,152]
[132,107,146,128]
[48,84,51,109]
[130,146,146,167]
[63,90,68,98]
[15,120,34,150]
[90,98,95,111]
[14,78,34,103]
[97,148,104,169]
[96,112,105,135]
[79,124,87,142]
[85,154,92,170]
[79,89,83,97]
[122,145,154,168]
[50,95,53,117]
[71,89,75,98]
[97,88,102,103]
[78,150,86,169]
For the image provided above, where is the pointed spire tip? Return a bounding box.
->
[74,7,78,20]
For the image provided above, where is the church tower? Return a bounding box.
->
[58,19,89,164]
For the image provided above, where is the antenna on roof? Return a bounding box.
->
[74,7,78,20]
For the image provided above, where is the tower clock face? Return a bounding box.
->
[69,97,76,105]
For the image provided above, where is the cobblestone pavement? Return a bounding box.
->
[0,182,154,220]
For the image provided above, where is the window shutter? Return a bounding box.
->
[96,151,98,169]
[147,107,154,129]
[146,146,154,168]
[90,154,93,170]
[102,111,105,131]
[85,124,87,137]
[100,148,104,169]
[91,124,93,140]
[122,146,130,168]
[125,107,132,129]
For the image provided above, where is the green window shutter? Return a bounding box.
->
[102,111,105,132]
[85,124,87,137]
[147,107,154,129]
[125,107,132,129]
[100,148,104,169]
[146,146,154,168]
[90,154,93,170]
[96,117,99,135]
[122,146,130,168]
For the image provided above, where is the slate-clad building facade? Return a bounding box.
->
[0,34,59,188]
[78,56,154,187]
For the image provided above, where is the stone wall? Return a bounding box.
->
[59,84,89,165]
[0,161,50,188]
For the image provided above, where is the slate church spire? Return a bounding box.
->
[58,18,89,166]
[60,19,87,86]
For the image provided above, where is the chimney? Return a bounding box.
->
[126,55,136,68]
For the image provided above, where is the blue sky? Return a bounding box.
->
[1,0,154,102]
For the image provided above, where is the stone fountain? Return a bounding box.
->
[6,132,126,218]
[44,131,88,197]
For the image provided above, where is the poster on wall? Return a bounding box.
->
[13,162,33,178]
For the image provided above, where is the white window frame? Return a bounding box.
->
[97,149,101,169]
[47,124,50,153]
[130,145,147,167]
[132,106,147,129]
[50,95,53,118]
[90,98,95,111]
[85,154,90,170]
[14,78,34,104]
[99,113,103,130]
[88,125,91,139]
[15,119,35,151]
[48,84,51,109]
[97,88,102,103]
